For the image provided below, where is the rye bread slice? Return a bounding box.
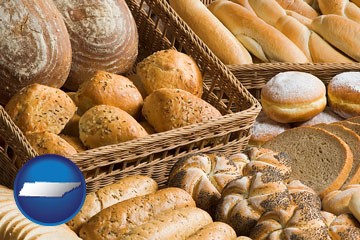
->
[263,127,353,198]
[347,116,360,124]
[334,121,360,136]
[314,124,360,185]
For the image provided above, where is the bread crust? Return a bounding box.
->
[318,0,360,23]
[323,184,360,215]
[186,222,237,240]
[276,0,319,18]
[0,0,71,104]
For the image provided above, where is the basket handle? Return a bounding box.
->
[0,105,38,165]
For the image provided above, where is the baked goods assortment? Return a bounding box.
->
[0,185,81,239]
[170,0,360,63]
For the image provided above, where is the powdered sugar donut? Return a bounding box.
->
[249,111,291,146]
[297,107,343,127]
[261,71,327,123]
[328,72,360,118]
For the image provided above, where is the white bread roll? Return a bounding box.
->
[208,0,309,63]
[318,0,360,23]
[276,15,354,62]
[275,0,319,19]
[186,222,237,240]
[349,191,360,223]
[248,0,287,26]
[230,0,257,15]
[169,0,252,64]
[310,15,360,62]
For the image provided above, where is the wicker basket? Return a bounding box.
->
[0,0,261,191]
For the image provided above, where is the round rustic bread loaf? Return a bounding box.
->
[136,49,203,97]
[79,105,148,149]
[261,71,326,123]
[0,0,71,104]
[53,0,138,90]
[5,84,77,134]
[75,71,143,116]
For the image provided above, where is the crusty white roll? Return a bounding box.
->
[261,71,327,123]
[349,191,360,223]
[322,184,360,216]
[230,0,257,15]
[169,0,252,64]
[328,72,360,118]
[310,15,360,62]
[275,15,354,63]
[208,0,309,63]
[53,0,138,90]
[275,0,319,18]
[318,0,360,23]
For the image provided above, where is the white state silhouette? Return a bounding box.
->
[19,182,81,197]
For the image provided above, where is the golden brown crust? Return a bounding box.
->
[5,84,77,134]
[169,0,253,64]
[142,88,222,132]
[136,49,203,97]
[54,0,138,90]
[139,121,156,134]
[318,0,360,23]
[187,222,237,240]
[75,71,143,117]
[0,0,71,105]
[61,113,81,137]
[276,0,319,18]
[59,135,87,153]
[23,132,77,163]
[67,175,158,233]
[79,188,196,240]
[323,185,360,216]
[79,105,148,149]
[288,180,322,209]
[349,191,360,223]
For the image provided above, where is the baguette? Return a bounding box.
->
[121,207,213,240]
[276,15,354,62]
[230,0,257,15]
[187,222,237,240]
[318,0,360,23]
[79,187,196,240]
[248,0,287,26]
[67,175,158,233]
[275,0,319,19]
[209,0,309,63]
[169,0,252,64]
[310,15,360,62]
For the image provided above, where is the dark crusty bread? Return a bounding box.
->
[315,124,360,185]
[263,126,353,198]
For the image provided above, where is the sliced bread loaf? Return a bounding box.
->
[334,121,360,136]
[347,116,360,124]
[314,124,360,185]
[263,127,353,198]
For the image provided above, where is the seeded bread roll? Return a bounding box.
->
[315,124,360,185]
[136,49,203,97]
[261,72,327,123]
[142,88,222,132]
[59,135,86,153]
[264,127,353,198]
[318,0,360,23]
[322,212,360,239]
[181,222,237,240]
[79,188,196,240]
[67,175,158,233]
[168,154,242,214]
[328,72,360,118]
[25,132,77,158]
[5,84,77,134]
[121,207,213,240]
[61,113,81,137]
[79,105,148,149]
[215,173,292,236]
[287,180,321,209]
[75,71,143,116]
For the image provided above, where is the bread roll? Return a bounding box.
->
[349,191,360,223]
[323,212,360,239]
[318,0,360,23]
[139,121,156,134]
[127,74,147,99]
[121,207,213,240]
[142,88,222,132]
[75,71,143,116]
[61,113,81,137]
[5,84,77,134]
[215,174,292,236]
[169,0,253,64]
[79,187,196,240]
[59,135,86,153]
[310,15,360,62]
[352,0,360,7]
[230,0,257,15]
[261,72,327,123]
[67,175,158,233]
[79,105,148,149]
[25,132,77,158]
[275,0,319,18]
[322,184,360,216]
[248,0,287,26]
[168,154,242,213]
[136,49,203,97]
[186,222,236,240]
[276,15,354,63]
[209,0,309,63]
[287,180,322,209]
[0,0,71,105]
[53,0,138,90]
